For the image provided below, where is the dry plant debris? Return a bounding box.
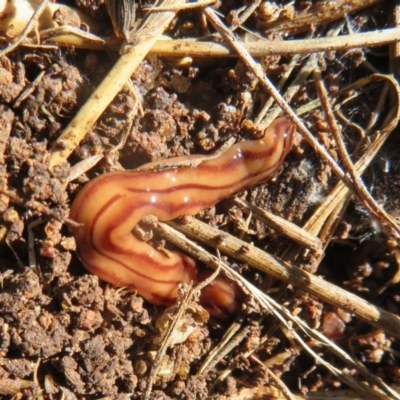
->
[0,0,400,399]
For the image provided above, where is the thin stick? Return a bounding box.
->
[234,198,322,253]
[152,26,400,56]
[144,283,193,400]
[203,7,400,237]
[315,71,400,235]
[229,0,262,32]
[168,217,400,340]
[48,0,186,168]
[143,0,216,11]
[157,221,400,398]
[203,9,344,180]
[41,26,400,56]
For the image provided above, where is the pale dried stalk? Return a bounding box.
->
[254,284,400,400]
[203,9,346,186]
[229,0,262,32]
[254,52,304,127]
[260,364,297,400]
[152,26,400,56]
[143,0,216,11]
[390,2,400,75]
[42,26,400,56]
[315,71,400,235]
[157,222,399,399]
[283,79,397,265]
[257,21,343,129]
[145,252,222,399]
[48,0,187,168]
[234,198,322,253]
[167,217,400,340]
[302,74,400,236]
[144,283,193,400]
[199,323,250,376]
[204,7,400,237]
[6,1,400,59]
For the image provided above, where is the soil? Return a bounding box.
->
[0,1,399,399]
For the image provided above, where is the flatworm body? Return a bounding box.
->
[70,117,295,315]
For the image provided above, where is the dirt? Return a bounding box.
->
[0,0,399,399]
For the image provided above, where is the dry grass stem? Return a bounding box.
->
[301,75,400,238]
[40,25,105,47]
[144,283,193,400]
[40,27,400,56]
[48,0,187,168]
[4,2,400,59]
[262,365,297,400]
[229,0,262,31]
[315,71,400,235]
[234,197,322,253]
[203,7,349,185]
[168,217,400,340]
[254,52,303,127]
[390,2,400,74]
[156,222,399,398]
[144,260,224,399]
[142,0,216,12]
[198,322,249,376]
[256,21,342,128]
[65,155,104,183]
[282,78,399,266]
[203,6,400,239]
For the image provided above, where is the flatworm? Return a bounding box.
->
[70,117,295,315]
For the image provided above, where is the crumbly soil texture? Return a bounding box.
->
[0,1,399,399]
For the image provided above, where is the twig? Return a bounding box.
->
[390,1,400,77]
[296,75,399,240]
[65,155,104,183]
[255,21,344,128]
[168,217,400,340]
[13,71,45,108]
[56,26,400,55]
[314,70,400,236]
[203,8,344,182]
[254,285,400,400]
[256,361,297,400]
[145,256,222,399]
[144,283,193,400]
[143,0,216,11]
[48,0,187,168]
[229,0,262,32]
[157,221,399,398]
[255,52,308,128]
[204,7,400,238]
[198,320,247,376]
[234,198,322,253]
